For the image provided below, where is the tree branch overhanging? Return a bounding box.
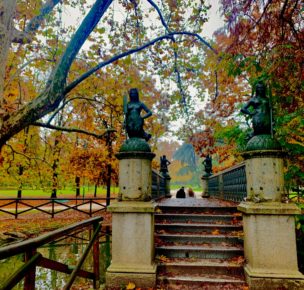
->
[65,31,217,94]
[0,0,113,149]
[32,122,116,139]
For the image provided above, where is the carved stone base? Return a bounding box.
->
[244,265,304,290]
[116,151,155,201]
[106,266,156,288]
[238,202,304,289]
[106,202,156,288]
[201,177,209,198]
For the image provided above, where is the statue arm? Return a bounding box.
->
[241,99,255,116]
[141,103,152,119]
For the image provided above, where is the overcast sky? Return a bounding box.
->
[203,1,224,38]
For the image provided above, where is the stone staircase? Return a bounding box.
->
[154,203,247,289]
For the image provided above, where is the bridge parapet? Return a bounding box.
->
[207,162,247,202]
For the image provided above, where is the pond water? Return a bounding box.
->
[0,231,111,289]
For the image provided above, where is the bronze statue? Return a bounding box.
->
[203,154,212,177]
[124,88,152,141]
[241,81,272,136]
[160,155,171,174]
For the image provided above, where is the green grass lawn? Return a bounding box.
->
[0,186,119,198]
[171,184,202,192]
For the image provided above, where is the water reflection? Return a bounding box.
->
[0,229,111,289]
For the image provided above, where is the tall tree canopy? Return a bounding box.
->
[0,0,216,150]
[189,0,303,179]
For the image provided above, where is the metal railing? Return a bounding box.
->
[0,217,102,290]
[208,162,247,202]
[0,197,114,218]
[151,170,167,200]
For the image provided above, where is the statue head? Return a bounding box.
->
[129,88,139,102]
[255,81,266,98]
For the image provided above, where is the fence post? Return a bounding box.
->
[93,222,100,289]
[51,199,54,218]
[15,199,18,219]
[24,249,37,290]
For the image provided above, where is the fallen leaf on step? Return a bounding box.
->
[126,282,136,289]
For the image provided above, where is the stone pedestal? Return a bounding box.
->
[106,202,156,288]
[244,150,285,202]
[201,176,209,198]
[106,138,156,288]
[161,172,172,197]
[165,175,171,197]
[116,150,155,201]
[239,145,304,289]
[238,202,304,289]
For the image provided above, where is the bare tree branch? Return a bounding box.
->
[0,0,113,148]
[32,122,116,139]
[65,31,217,95]
[146,0,170,32]
[25,0,62,34]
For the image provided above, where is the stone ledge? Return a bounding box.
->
[245,266,304,290]
[107,263,156,274]
[107,201,156,213]
[245,265,304,279]
[106,271,156,288]
[238,202,301,215]
[116,151,155,160]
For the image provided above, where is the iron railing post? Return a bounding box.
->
[93,222,100,289]
[24,249,37,290]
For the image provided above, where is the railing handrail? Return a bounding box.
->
[0,216,102,259]
[152,169,165,179]
[0,197,115,201]
[209,161,246,179]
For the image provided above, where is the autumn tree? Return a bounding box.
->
[188,0,303,182]
[0,0,218,152]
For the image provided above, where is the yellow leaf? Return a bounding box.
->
[211,229,220,235]
[126,282,136,289]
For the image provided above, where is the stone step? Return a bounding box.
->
[155,213,242,224]
[157,273,246,289]
[156,245,243,259]
[155,222,243,234]
[155,233,243,245]
[157,258,244,276]
[157,205,238,215]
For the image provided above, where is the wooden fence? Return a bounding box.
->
[0,197,114,219]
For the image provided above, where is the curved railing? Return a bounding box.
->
[151,170,167,200]
[208,162,247,202]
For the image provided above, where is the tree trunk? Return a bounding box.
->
[17,165,23,198]
[0,0,17,123]
[75,176,80,197]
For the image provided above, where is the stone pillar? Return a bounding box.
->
[160,171,171,198]
[201,176,209,198]
[106,138,157,288]
[238,135,304,289]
